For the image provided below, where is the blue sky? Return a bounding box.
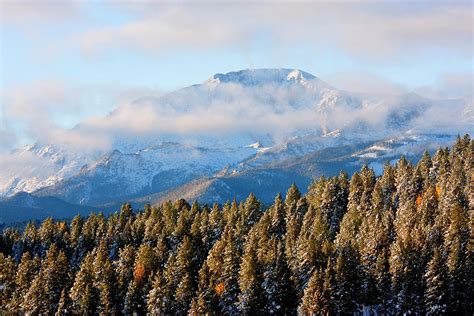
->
[0,0,473,151]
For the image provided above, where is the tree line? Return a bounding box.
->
[0,134,472,315]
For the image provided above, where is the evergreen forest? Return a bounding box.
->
[0,135,472,315]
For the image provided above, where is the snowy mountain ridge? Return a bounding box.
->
[0,68,471,213]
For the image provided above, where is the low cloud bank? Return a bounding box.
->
[1,75,472,165]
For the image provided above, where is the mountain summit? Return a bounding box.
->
[0,68,470,222]
[206,68,319,86]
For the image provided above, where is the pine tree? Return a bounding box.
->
[115,245,135,296]
[69,215,84,267]
[296,207,331,296]
[238,232,264,314]
[93,240,118,314]
[42,244,69,313]
[332,245,361,315]
[418,150,433,189]
[219,228,241,314]
[209,203,224,243]
[10,251,39,312]
[358,180,393,312]
[306,176,327,209]
[119,202,134,228]
[124,278,148,315]
[242,192,262,233]
[270,193,286,237]
[0,137,471,316]
[194,261,218,314]
[22,222,40,258]
[22,270,48,314]
[262,240,295,314]
[298,268,330,315]
[336,172,365,247]
[174,236,197,314]
[147,270,170,315]
[390,220,426,315]
[424,249,448,314]
[0,253,17,310]
[320,177,348,239]
[69,253,97,315]
[124,243,156,314]
[55,289,69,316]
[444,202,470,314]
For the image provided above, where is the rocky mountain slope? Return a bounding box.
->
[0,69,471,222]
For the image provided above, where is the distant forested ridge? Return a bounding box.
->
[0,135,472,315]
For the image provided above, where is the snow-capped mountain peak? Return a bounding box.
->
[1,68,470,208]
[286,69,309,82]
[205,68,317,86]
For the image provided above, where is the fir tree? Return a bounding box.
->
[270,193,286,237]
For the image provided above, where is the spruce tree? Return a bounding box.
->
[296,207,331,296]
[0,136,471,316]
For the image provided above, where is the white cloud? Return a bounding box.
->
[415,73,473,99]
[0,0,81,25]
[1,0,472,153]
[80,6,250,57]
[76,2,473,61]
[0,150,56,182]
[0,80,164,153]
[324,72,408,96]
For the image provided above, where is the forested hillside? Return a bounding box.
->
[0,135,472,315]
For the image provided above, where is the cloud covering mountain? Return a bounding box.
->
[0,69,471,220]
